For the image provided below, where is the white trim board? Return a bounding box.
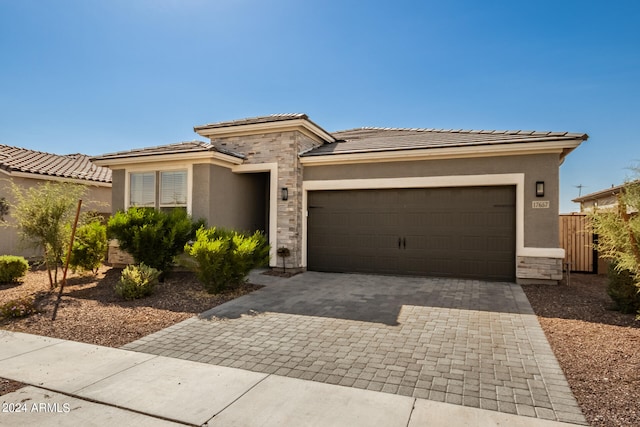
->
[301,174,564,268]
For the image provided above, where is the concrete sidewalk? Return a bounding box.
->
[1,331,580,426]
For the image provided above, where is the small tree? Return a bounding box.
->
[589,178,640,316]
[8,181,86,289]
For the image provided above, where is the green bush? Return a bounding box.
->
[0,255,29,283]
[115,263,160,300]
[607,262,640,314]
[0,296,37,318]
[69,221,108,274]
[107,207,202,275]
[184,227,269,293]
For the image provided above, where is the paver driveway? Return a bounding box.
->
[123,271,586,425]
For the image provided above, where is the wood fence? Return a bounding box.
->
[559,214,595,273]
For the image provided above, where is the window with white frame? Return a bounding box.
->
[129,170,187,209]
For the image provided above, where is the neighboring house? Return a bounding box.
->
[92,113,587,284]
[0,144,112,258]
[572,182,638,212]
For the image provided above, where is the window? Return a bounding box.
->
[130,172,155,207]
[160,171,187,207]
[129,170,187,209]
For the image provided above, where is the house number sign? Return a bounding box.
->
[532,200,550,209]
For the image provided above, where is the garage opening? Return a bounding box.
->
[307,186,516,281]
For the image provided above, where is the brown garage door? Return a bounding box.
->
[307,186,516,281]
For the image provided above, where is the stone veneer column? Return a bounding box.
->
[516,256,564,284]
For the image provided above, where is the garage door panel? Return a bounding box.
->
[307,187,515,280]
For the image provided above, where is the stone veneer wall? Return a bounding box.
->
[107,239,135,267]
[516,256,563,284]
[209,131,322,270]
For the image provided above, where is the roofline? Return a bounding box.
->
[194,117,336,144]
[0,168,112,186]
[300,138,585,165]
[333,127,588,139]
[91,150,244,168]
[572,180,638,203]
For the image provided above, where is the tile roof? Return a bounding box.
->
[91,141,246,161]
[194,113,308,131]
[301,127,589,156]
[0,144,112,183]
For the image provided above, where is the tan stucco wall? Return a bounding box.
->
[0,175,111,258]
[302,153,561,250]
[111,169,126,213]
[192,163,267,233]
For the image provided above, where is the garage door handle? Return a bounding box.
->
[398,237,401,249]
[403,237,406,249]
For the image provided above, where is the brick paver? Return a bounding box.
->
[123,271,586,425]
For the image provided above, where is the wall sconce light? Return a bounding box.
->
[536,181,545,197]
[281,187,288,201]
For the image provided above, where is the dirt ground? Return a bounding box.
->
[522,274,640,427]
[2,268,639,426]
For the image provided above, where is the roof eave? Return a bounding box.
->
[91,150,244,168]
[300,140,584,166]
[194,118,336,144]
[0,168,112,186]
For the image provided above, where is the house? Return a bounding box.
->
[0,144,112,258]
[572,182,637,212]
[92,113,587,284]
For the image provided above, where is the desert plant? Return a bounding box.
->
[68,220,108,274]
[115,263,160,300]
[607,262,640,314]
[107,207,202,275]
[7,181,86,288]
[0,255,29,283]
[0,197,9,221]
[184,227,269,293]
[590,176,640,316]
[0,296,37,318]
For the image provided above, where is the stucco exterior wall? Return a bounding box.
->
[192,163,267,233]
[0,175,111,258]
[111,169,126,213]
[303,153,560,250]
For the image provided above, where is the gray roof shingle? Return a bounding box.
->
[0,144,112,183]
[301,127,588,156]
[92,141,246,161]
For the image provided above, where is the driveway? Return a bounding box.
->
[123,271,586,425]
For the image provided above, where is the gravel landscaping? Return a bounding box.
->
[522,274,640,427]
[1,267,639,427]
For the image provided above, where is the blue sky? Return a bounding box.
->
[1,0,638,212]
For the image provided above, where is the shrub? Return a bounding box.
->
[184,227,269,293]
[69,221,108,274]
[0,255,29,283]
[115,263,160,300]
[607,262,640,314]
[0,296,37,318]
[107,207,202,275]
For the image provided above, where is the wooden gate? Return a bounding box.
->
[559,214,595,273]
